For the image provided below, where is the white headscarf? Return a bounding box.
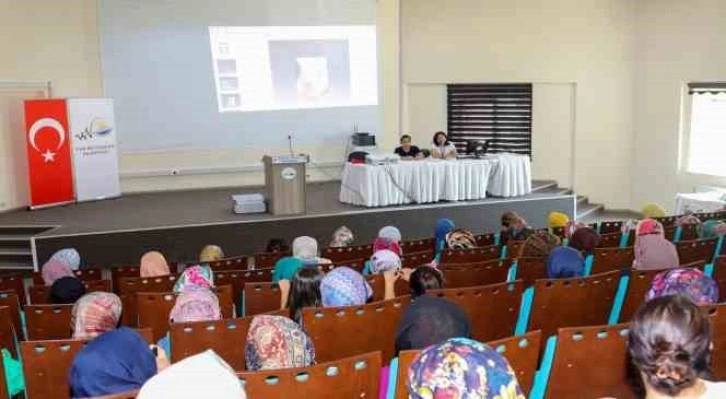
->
[378,226,402,243]
[292,236,318,262]
[137,350,246,399]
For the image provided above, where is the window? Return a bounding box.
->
[447,83,532,156]
[686,82,726,177]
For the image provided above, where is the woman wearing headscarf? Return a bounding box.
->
[395,295,470,353]
[699,220,726,239]
[320,266,373,307]
[501,211,523,230]
[199,245,224,263]
[445,229,477,250]
[245,315,315,371]
[407,337,525,399]
[633,219,679,270]
[646,268,719,305]
[72,292,123,339]
[434,219,455,254]
[50,276,86,304]
[641,202,667,219]
[379,226,403,243]
[140,251,171,278]
[173,265,214,293]
[676,214,701,227]
[158,289,222,355]
[506,218,535,242]
[329,226,354,248]
[546,246,585,279]
[273,236,330,309]
[42,258,74,286]
[522,231,561,258]
[373,226,403,256]
[137,350,246,399]
[69,327,160,397]
[568,226,601,255]
[49,248,81,271]
[548,211,570,229]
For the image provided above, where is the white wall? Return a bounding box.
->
[401,0,636,209]
[632,0,726,213]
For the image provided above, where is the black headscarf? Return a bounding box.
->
[395,295,471,353]
[50,276,86,304]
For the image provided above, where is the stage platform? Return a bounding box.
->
[0,180,575,270]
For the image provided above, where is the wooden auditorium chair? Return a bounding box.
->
[505,240,526,259]
[589,246,635,275]
[207,254,248,271]
[0,274,26,305]
[439,245,500,264]
[702,303,726,380]
[0,291,23,340]
[510,257,548,287]
[597,232,623,248]
[110,266,140,292]
[170,316,253,370]
[253,251,290,269]
[399,238,435,253]
[0,306,18,357]
[215,267,274,311]
[676,237,719,265]
[243,282,282,316]
[600,221,623,235]
[25,304,73,340]
[31,267,104,287]
[711,256,726,303]
[400,251,432,269]
[29,279,111,304]
[473,232,497,247]
[321,244,374,263]
[441,258,512,289]
[117,275,178,327]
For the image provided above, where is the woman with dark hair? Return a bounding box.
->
[409,266,444,298]
[628,295,726,398]
[431,131,457,159]
[287,267,324,324]
[50,276,86,304]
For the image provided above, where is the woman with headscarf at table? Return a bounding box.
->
[320,266,373,307]
[245,315,315,371]
[329,226,354,248]
[49,248,81,271]
[646,268,719,305]
[522,231,561,258]
[50,276,86,304]
[72,292,122,339]
[199,245,224,263]
[548,211,570,229]
[157,289,222,355]
[395,294,470,353]
[568,225,601,255]
[699,220,726,239]
[633,219,679,270]
[137,350,246,399]
[407,337,526,399]
[42,257,74,286]
[641,202,667,219]
[434,218,455,255]
[173,265,214,293]
[273,236,329,309]
[546,246,585,279]
[140,251,171,278]
[69,327,164,397]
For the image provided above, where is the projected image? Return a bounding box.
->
[209,26,377,112]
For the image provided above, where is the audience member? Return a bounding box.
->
[288,267,324,324]
[395,295,470,353]
[699,220,726,239]
[50,276,86,305]
[633,219,679,270]
[320,267,372,307]
[569,226,601,255]
[369,250,402,275]
[409,266,444,298]
[546,246,585,279]
[266,237,289,253]
[642,202,667,219]
[72,292,122,339]
[137,350,246,399]
[140,251,171,278]
[379,226,403,243]
[245,315,315,371]
[434,218,456,254]
[506,218,535,242]
[199,245,224,263]
[158,289,222,354]
[676,214,702,227]
[407,337,525,399]
[273,236,329,308]
[49,248,81,271]
[41,258,74,286]
[522,231,561,258]
[69,327,161,397]
[329,225,354,247]
[646,268,719,305]
[431,131,457,159]
[174,265,214,293]
[628,295,726,398]
[501,211,523,230]
[445,228,477,250]
[395,134,424,160]
[548,211,570,228]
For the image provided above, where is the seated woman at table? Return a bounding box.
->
[431,131,457,159]
[394,134,424,160]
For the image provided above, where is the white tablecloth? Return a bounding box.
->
[675,192,726,214]
[339,154,532,207]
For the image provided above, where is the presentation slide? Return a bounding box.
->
[209,26,378,113]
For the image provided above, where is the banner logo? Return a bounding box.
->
[28,117,66,163]
[75,118,114,141]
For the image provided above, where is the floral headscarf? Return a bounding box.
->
[42,259,74,286]
[522,231,561,258]
[140,251,170,278]
[72,292,123,339]
[369,250,402,275]
[169,289,221,323]
[407,337,525,399]
[445,229,477,250]
[676,214,701,227]
[646,268,719,305]
[320,267,372,307]
[245,315,315,371]
[329,226,354,248]
[50,248,81,271]
[173,265,214,293]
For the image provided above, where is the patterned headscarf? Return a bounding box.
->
[292,236,318,262]
[699,220,726,239]
[507,220,535,241]
[568,226,600,254]
[445,229,477,250]
[329,226,354,248]
[435,219,456,252]
[320,267,372,307]
[72,292,123,339]
[378,226,402,243]
[546,246,585,279]
[676,214,701,227]
[501,211,523,229]
[522,231,561,258]
[634,219,679,270]
[369,250,402,275]
[641,203,666,219]
[199,245,224,263]
[548,211,570,228]
[50,248,81,271]
[173,265,214,293]
[245,315,315,371]
[373,237,403,256]
[140,251,170,278]
[169,290,221,323]
[42,258,74,286]
[407,337,525,399]
[636,219,664,236]
[646,268,719,305]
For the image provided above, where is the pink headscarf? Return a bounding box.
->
[373,237,402,256]
[140,251,170,278]
[42,259,74,286]
[633,219,679,270]
[169,290,221,323]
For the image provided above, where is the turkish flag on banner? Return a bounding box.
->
[24,99,75,207]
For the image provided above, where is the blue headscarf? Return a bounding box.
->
[70,327,157,397]
[546,246,585,279]
[434,219,455,253]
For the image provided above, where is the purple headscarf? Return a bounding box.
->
[633,219,680,270]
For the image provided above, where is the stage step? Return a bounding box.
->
[0,225,51,272]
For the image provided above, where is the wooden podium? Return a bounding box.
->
[262,155,308,215]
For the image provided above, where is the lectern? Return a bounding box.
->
[262,155,308,215]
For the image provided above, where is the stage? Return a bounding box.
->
[0,180,575,270]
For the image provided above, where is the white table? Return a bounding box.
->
[675,192,726,214]
[339,154,532,207]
